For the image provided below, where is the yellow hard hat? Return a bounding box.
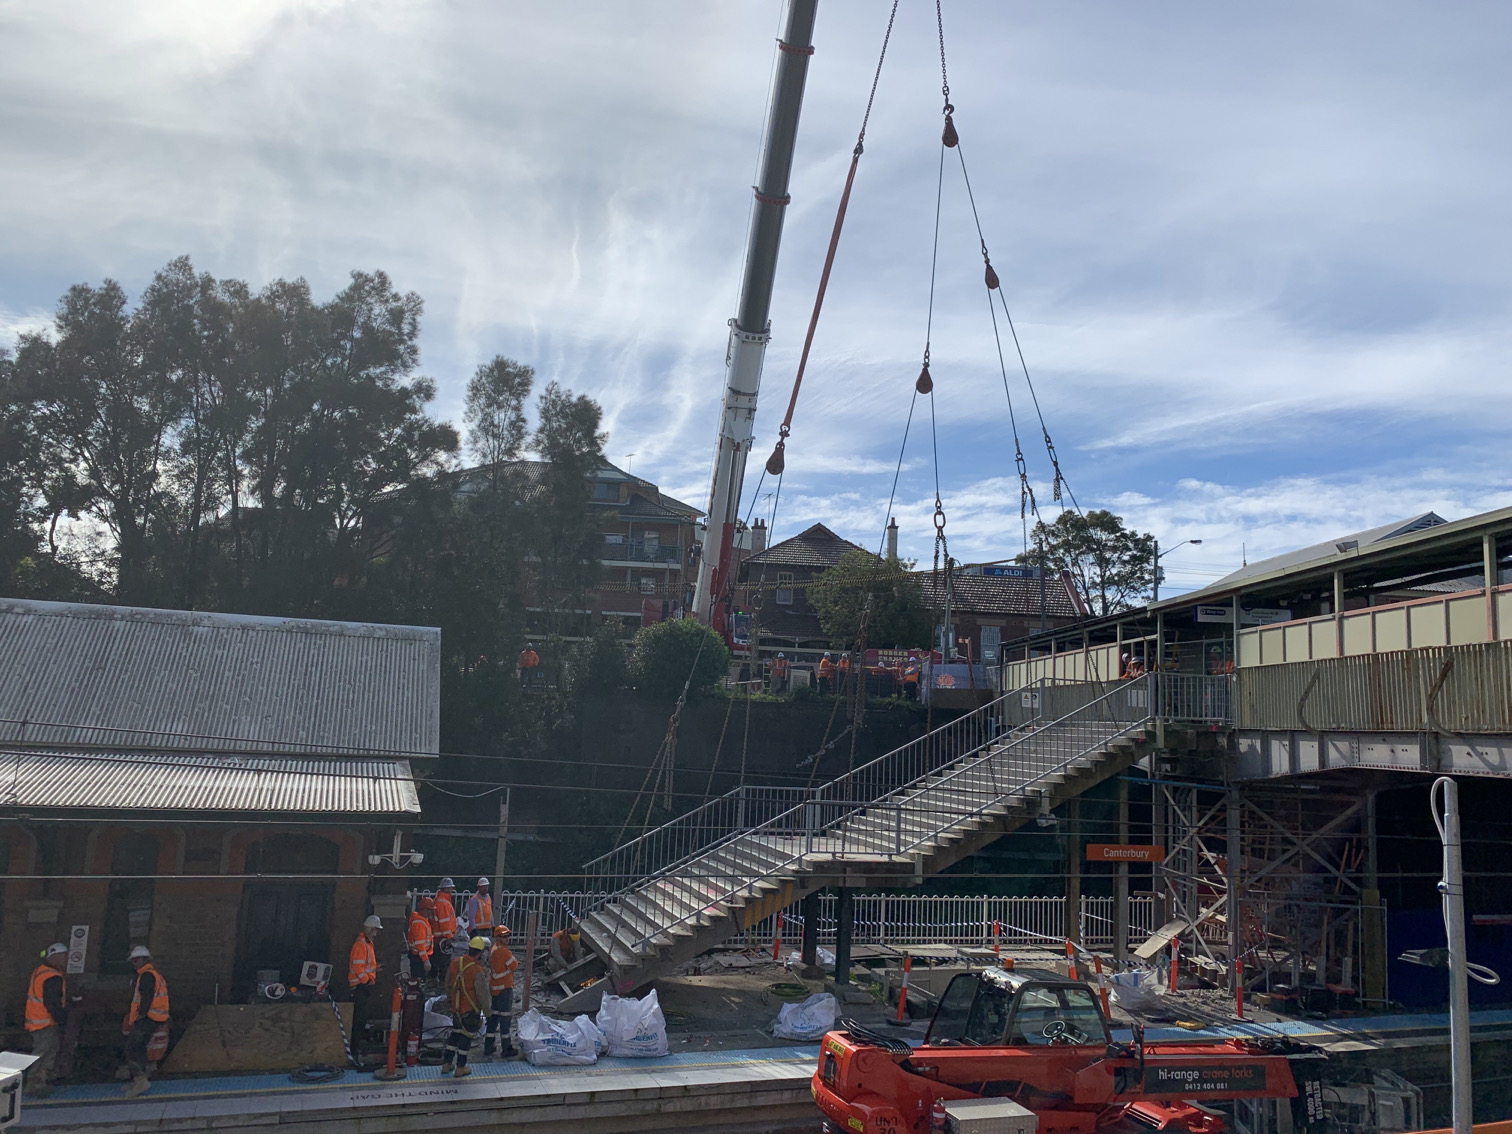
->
[469,936,488,951]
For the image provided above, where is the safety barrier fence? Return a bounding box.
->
[439,890,1157,951]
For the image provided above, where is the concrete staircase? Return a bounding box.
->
[560,677,1158,1010]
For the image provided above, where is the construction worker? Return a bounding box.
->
[120,946,168,1098]
[549,926,583,973]
[348,915,382,1057]
[516,645,540,688]
[441,936,490,1078]
[24,943,69,1098]
[408,898,436,980]
[483,925,518,1058]
[770,652,790,694]
[431,878,458,973]
[902,654,921,700]
[464,876,494,935]
[837,652,852,696]
[817,651,835,696]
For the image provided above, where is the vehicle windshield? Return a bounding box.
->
[926,974,1013,1047]
[1006,984,1108,1046]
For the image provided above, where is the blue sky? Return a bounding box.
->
[2,1,1509,595]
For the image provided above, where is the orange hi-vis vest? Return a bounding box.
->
[25,964,64,1032]
[349,934,377,986]
[448,954,484,1014]
[468,893,493,931]
[432,893,457,938]
[488,945,517,994]
[407,911,434,958]
[125,964,169,1027]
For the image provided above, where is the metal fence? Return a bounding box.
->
[1235,639,1512,732]
[427,889,1156,951]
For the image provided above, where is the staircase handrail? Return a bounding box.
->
[595,680,1149,961]
[582,676,1056,897]
[585,677,1154,953]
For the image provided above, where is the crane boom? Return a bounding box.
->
[692,0,818,636]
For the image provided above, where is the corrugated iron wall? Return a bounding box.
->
[1235,639,1512,732]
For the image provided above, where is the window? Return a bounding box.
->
[101,833,159,975]
[1006,984,1109,1046]
[592,482,619,501]
[775,571,794,605]
[923,973,1011,1046]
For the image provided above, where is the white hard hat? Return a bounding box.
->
[45,942,68,958]
[476,876,490,887]
[777,652,785,657]
[363,915,383,931]
[439,877,456,889]
[128,945,152,961]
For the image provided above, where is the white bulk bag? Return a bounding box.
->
[595,989,669,1058]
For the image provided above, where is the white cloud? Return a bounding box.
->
[1,0,1508,561]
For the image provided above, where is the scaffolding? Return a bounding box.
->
[1149,771,1388,1007]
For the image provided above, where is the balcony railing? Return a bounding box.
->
[600,541,681,564]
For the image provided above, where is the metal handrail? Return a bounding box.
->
[587,677,1157,957]
[583,678,1043,896]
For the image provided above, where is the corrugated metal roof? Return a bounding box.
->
[0,599,440,756]
[1208,513,1448,589]
[0,749,420,814]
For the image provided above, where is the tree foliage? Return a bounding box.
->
[628,618,730,702]
[808,549,932,650]
[0,258,620,780]
[1023,509,1156,616]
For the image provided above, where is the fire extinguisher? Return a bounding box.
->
[930,1098,949,1133]
[406,1032,419,1066]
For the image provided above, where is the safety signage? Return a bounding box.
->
[66,924,89,975]
[1086,844,1166,863]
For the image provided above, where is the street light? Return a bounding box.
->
[1152,538,1202,603]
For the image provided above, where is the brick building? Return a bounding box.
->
[0,598,437,1045]
[735,523,1084,664]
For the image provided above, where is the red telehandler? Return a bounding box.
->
[814,967,1324,1134]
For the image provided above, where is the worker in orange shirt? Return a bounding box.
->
[549,927,584,973]
[408,898,435,980]
[837,652,851,696]
[770,652,790,694]
[120,946,169,1098]
[24,943,69,1098]
[347,915,383,1058]
[516,645,541,688]
[902,654,921,700]
[431,878,458,974]
[441,936,490,1077]
[483,925,518,1058]
[817,652,835,696]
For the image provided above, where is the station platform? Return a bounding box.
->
[17,1044,824,1134]
[18,1009,1512,1133]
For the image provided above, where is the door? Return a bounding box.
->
[233,884,334,1000]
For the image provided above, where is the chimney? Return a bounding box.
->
[750,519,767,556]
[885,517,899,562]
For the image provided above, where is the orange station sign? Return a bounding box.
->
[1086,844,1166,863]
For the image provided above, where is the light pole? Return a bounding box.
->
[1152,538,1202,604]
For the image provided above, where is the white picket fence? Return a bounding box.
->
[446,890,1156,952]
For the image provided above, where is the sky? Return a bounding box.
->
[2,1,1509,596]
